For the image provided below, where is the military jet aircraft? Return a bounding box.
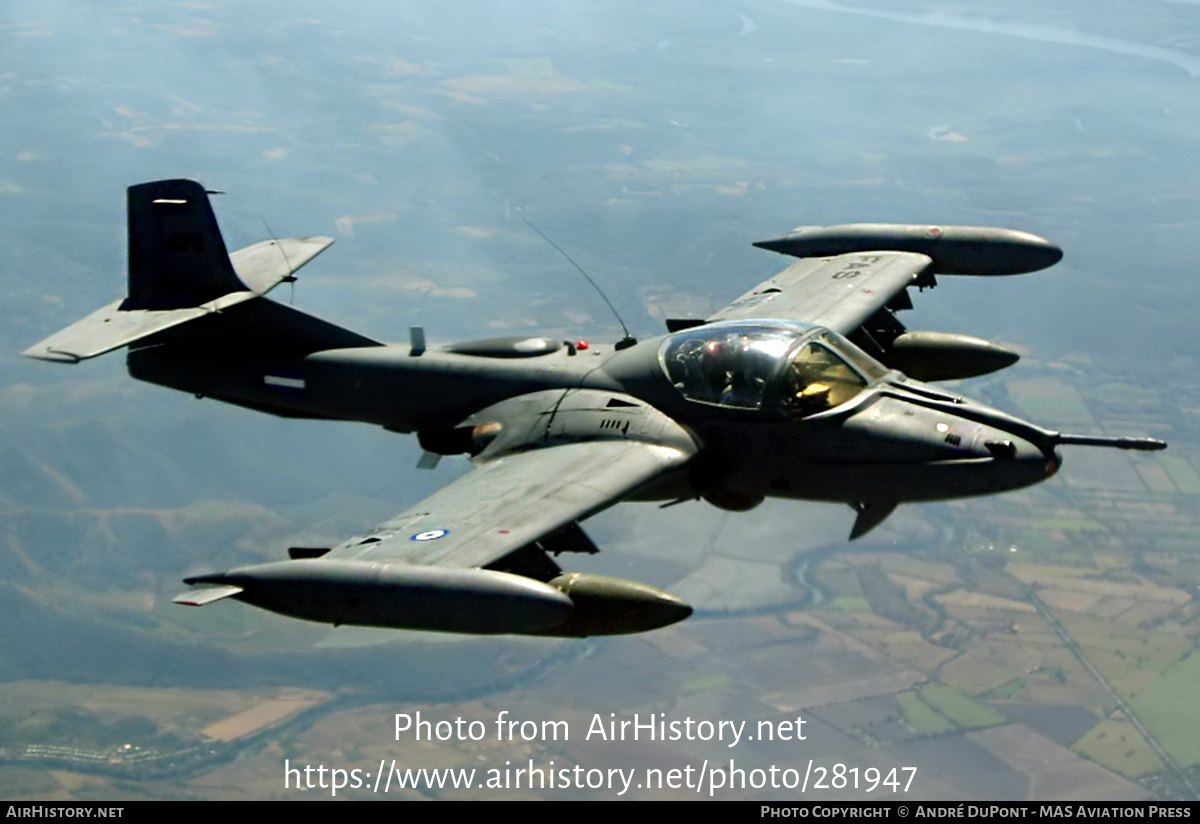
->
[25,179,1166,637]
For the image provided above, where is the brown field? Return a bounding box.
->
[937,590,1036,613]
[200,698,325,742]
[972,723,1145,798]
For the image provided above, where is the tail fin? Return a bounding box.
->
[23,179,341,363]
[124,179,245,310]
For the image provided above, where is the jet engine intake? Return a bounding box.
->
[702,487,765,511]
[418,422,502,456]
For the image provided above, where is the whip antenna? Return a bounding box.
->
[260,217,298,303]
[522,217,637,350]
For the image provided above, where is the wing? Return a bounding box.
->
[175,388,699,635]
[326,439,692,570]
[175,413,698,636]
[707,250,933,335]
[706,223,1063,335]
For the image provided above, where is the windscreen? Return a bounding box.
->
[661,325,879,416]
[776,336,869,418]
[661,325,799,409]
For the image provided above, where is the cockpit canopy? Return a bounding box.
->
[659,322,888,417]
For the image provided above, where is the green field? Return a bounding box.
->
[1128,650,1200,766]
[1158,455,1200,495]
[1007,378,1095,428]
[983,678,1025,700]
[826,596,871,612]
[896,683,1009,736]
[919,683,1008,729]
[896,690,955,735]
[1074,718,1166,778]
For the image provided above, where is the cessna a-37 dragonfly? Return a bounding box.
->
[25,180,1166,637]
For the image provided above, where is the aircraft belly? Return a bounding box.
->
[759,458,1045,503]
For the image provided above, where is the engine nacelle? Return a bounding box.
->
[702,487,765,511]
[882,331,1019,381]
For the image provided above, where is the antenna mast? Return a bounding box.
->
[522,217,637,350]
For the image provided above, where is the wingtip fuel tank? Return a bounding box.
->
[184,561,576,635]
[178,561,693,637]
[754,223,1063,275]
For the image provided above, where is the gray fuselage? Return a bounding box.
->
[128,319,1060,511]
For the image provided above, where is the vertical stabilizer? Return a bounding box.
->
[23,179,356,363]
[125,179,247,310]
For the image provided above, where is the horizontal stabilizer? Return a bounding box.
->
[22,290,259,362]
[173,584,244,606]
[25,175,336,363]
[230,236,335,296]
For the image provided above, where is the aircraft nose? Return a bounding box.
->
[970,429,1062,493]
[1044,448,1061,478]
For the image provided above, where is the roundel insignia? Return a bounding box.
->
[411,529,449,542]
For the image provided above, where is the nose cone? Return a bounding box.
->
[976,430,1062,494]
[1044,448,1062,478]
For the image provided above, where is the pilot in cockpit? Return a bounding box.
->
[780,340,865,418]
[668,328,785,410]
[686,336,763,408]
